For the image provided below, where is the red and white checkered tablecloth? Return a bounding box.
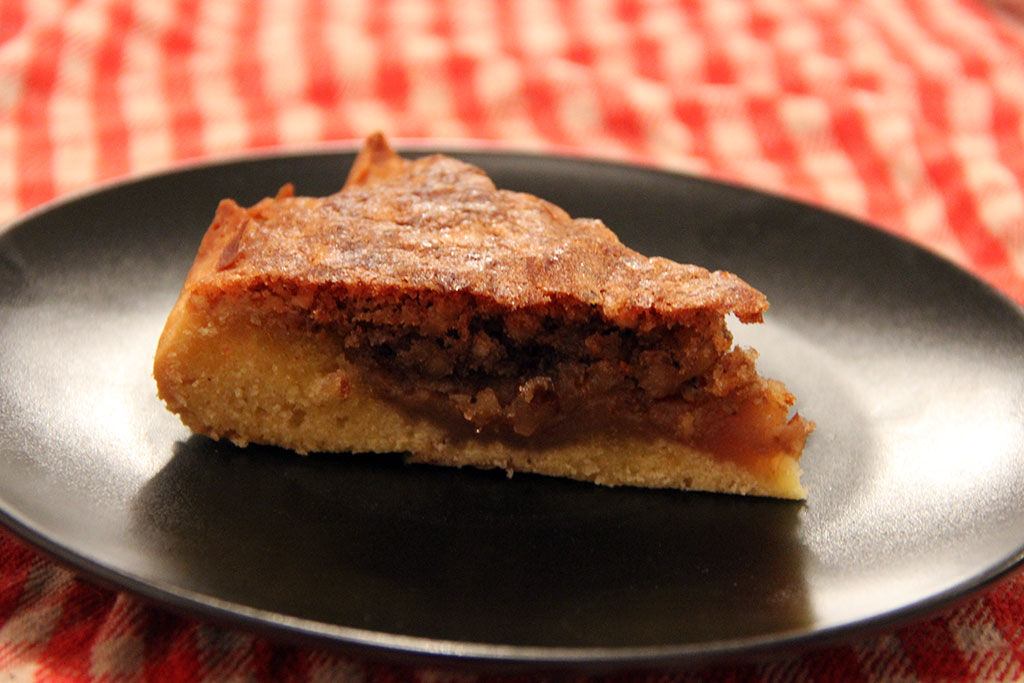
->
[3,0,1024,680]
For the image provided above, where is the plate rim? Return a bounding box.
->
[4,502,1022,672]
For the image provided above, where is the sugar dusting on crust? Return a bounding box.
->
[194,133,768,328]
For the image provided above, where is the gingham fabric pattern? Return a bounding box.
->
[2,0,1024,680]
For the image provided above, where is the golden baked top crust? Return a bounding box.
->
[187,133,768,329]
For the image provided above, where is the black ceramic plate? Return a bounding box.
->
[2,147,1024,672]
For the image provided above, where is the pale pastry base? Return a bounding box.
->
[154,299,805,499]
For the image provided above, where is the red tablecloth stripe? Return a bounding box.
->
[93,1,131,181]
[12,24,59,212]
[37,582,117,681]
[163,0,205,161]
[804,645,871,682]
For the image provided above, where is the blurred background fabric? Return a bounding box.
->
[2,0,1024,680]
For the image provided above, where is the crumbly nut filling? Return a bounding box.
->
[344,308,730,437]
[220,284,801,451]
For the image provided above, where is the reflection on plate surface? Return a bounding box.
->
[133,440,809,646]
[1,148,1023,668]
